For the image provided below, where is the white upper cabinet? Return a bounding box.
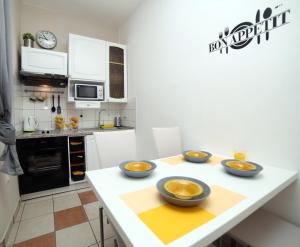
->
[68,34,106,81]
[106,42,127,102]
[21,47,67,75]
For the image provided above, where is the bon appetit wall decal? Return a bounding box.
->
[209,5,290,54]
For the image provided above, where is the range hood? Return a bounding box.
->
[21,47,68,88]
[20,71,68,88]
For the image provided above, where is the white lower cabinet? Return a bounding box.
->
[103,216,116,239]
[85,135,101,171]
[101,216,122,247]
[102,238,117,247]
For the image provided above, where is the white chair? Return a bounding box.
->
[93,129,137,168]
[152,126,182,158]
[230,209,300,247]
[93,130,136,247]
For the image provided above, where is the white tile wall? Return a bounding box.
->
[120,97,136,128]
[19,86,137,130]
[11,79,23,131]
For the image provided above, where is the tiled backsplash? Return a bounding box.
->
[12,79,23,131]
[21,86,136,130]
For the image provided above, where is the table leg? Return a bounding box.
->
[230,238,237,247]
[99,207,104,247]
[113,238,118,247]
[217,237,223,247]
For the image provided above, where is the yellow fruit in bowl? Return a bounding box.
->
[71,122,78,129]
[55,115,64,123]
[56,123,64,129]
[55,115,65,129]
[71,116,78,123]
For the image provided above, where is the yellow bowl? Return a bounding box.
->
[124,162,152,172]
[164,179,203,200]
[185,151,208,158]
[100,124,115,129]
[226,161,257,171]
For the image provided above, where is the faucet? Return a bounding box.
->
[98,109,106,128]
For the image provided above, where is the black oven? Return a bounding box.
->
[17,137,69,195]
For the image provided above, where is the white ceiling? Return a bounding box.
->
[21,0,143,27]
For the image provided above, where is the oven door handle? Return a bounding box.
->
[27,163,62,176]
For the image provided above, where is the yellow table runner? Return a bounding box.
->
[121,185,245,244]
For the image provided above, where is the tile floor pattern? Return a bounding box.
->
[7,184,117,247]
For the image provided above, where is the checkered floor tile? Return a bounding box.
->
[6,183,117,247]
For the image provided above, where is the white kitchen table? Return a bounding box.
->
[86,155,297,247]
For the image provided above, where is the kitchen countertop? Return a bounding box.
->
[16,126,135,139]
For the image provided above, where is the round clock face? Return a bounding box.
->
[36,31,57,49]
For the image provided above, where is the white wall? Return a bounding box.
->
[0,0,21,242]
[119,0,300,226]
[20,3,119,52]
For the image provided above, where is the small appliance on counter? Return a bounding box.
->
[23,116,39,132]
[114,116,122,127]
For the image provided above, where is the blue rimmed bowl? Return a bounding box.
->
[221,159,263,177]
[119,160,157,178]
[183,150,212,163]
[156,176,211,207]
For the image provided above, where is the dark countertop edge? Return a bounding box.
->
[16,127,135,140]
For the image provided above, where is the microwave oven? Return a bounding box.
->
[74,84,104,101]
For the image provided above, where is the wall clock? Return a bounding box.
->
[36,31,57,49]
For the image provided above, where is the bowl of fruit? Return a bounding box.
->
[70,116,78,129]
[55,115,65,129]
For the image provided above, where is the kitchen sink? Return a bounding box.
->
[99,126,128,130]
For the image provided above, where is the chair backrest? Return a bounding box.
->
[93,129,137,169]
[152,126,182,158]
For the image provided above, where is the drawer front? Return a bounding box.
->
[17,137,67,149]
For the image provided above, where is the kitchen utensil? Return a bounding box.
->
[263,7,272,40]
[221,159,263,177]
[29,96,37,102]
[156,176,211,207]
[183,150,212,163]
[37,93,44,102]
[57,95,61,114]
[119,160,156,178]
[256,10,261,44]
[51,95,56,113]
[23,116,39,132]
